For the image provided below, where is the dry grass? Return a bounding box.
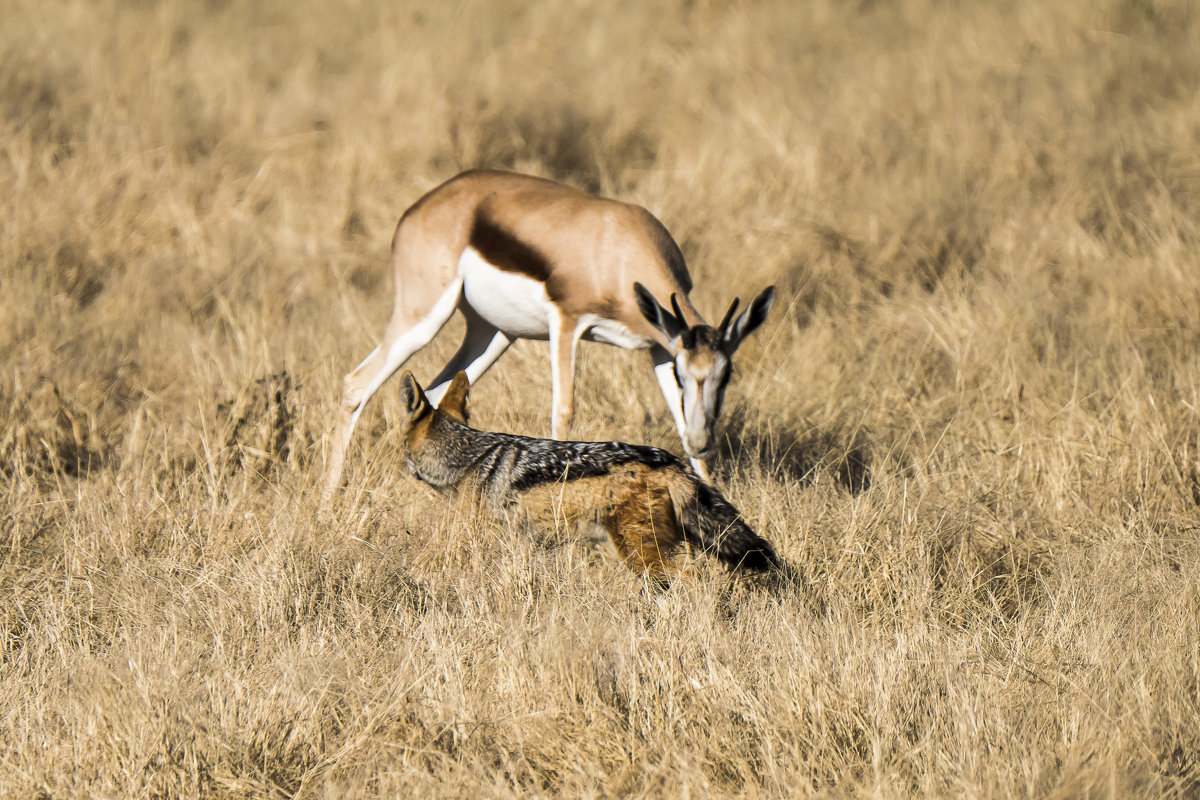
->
[3,0,1200,796]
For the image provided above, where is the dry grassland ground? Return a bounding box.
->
[3,0,1200,796]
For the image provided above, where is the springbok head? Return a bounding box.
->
[634,282,775,460]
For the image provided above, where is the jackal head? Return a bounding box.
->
[634,282,774,460]
[398,371,471,483]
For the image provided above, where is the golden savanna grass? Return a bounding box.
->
[3,0,1200,795]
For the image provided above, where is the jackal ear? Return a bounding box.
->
[438,371,471,424]
[399,372,429,416]
[721,285,775,352]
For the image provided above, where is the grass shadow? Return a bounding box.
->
[713,405,872,494]
[0,380,110,483]
[446,101,656,194]
[215,370,314,478]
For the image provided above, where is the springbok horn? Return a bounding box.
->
[717,297,741,335]
[670,293,687,328]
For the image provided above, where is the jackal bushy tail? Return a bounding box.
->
[671,478,779,573]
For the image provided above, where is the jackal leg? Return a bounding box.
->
[606,483,686,586]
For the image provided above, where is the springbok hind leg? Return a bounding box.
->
[320,278,463,519]
[424,307,512,406]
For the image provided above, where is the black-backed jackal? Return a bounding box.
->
[395,371,780,584]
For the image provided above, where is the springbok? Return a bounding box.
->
[321,169,774,515]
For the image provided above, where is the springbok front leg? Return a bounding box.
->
[652,345,711,482]
[320,279,463,518]
[549,309,583,439]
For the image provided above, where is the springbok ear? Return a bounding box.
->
[399,372,429,416]
[437,371,471,424]
[634,282,687,341]
[722,286,775,351]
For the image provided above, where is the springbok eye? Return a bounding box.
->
[714,369,730,414]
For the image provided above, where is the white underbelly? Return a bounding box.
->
[458,247,553,338]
